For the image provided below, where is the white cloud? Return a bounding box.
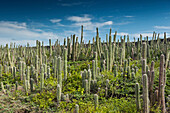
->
[124,16,134,18]
[67,15,113,30]
[101,21,113,26]
[154,26,170,29]
[50,19,62,23]
[71,21,113,30]
[0,21,61,46]
[0,21,27,29]
[67,15,92,22]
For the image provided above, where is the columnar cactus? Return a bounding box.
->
[54,56,57,78]
[84,79,88,94]
[0,64,2,77]
[26,66,30,89]
[44,55,47,66]
[143,74,149,113]
[23,74,28,95]
[1,82,6,94]
[114,64,117,77]
[105,87,108,97]
[57,57,62,90]
[19,61,23,81]
[142,42,147,61]
[135,83,141,112]
[15,81,18,91]
[88,69,91,93]
[75,104,79,113]
[109,36,112,71]
[96,28,101,57]
[81,25,83,45]
[39,41,42,66]
[121,39,125,62]
[72,34,76,61]
[163,69,166,86]
[150,71,155,106]
[57,84,61,103]
[13,66,16,80]
[160,84,166,113]
[67,37,71,60]
[64,48,67,81]
[92,60,96,80]
[95,52,97,76]
[142,59,146,75]
[127,66,131,78]
[105,49,109,71]
[30,78,34,92]
[43,64,47,79]
[47,66,50,79]
[120,48,123,65]
[124,60,127,75]
[102,60,106,71]
[49,39,52,56]
[158,54,164,106]
[40,65,44,91]
[94,94,98,109]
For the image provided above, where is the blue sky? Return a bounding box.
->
[0,0,170,46]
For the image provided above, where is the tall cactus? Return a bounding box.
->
[158,54,166,112]
[92,60,96,80]
[57,57,62,90]
[57,84,61,103]
[54,56,57,78]
[75,104,79,113]
[84,79,88,94]
[142,59,146,75]
[88,69,91,93]
[158,54,164,105]
[150,71,155,106]
[0,64,2,78]
[19,61,23,81]
[143,74,149,113]
[72,34,76,61]
[135,83,141,112]
[64,48,67,81]
[49,39,52,56]
[94,52,98,76]
[40,65,44,91]
[13,66,16,80]
[81,25,83,45]
[94,94,99,109]
[114,64,117,77]
[142,42,147,60]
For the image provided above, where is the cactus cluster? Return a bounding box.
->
[0,26,169,112]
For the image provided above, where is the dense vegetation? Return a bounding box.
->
[0,26,169,113]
